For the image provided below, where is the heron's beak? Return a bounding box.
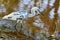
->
[2,16,8,20]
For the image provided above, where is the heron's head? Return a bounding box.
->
[2,15,8,20]
[2,14,15,20]
[2,12,24,20]
[31,7,41,15]
[2,12,19,20]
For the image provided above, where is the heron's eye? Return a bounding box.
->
[8,17,12,18]
[14,14,19,15]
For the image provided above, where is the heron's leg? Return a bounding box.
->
[16,20,23,31]
[14,21,18,31]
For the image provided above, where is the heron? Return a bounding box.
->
[2,7,41,22]
[2,7,41,31]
